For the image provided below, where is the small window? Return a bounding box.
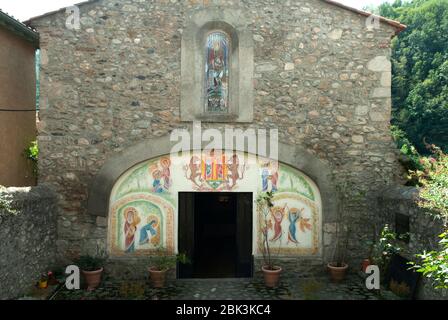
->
[204,31,230,113]
[395,213,410,243]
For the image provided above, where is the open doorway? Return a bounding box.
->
[178,192,253,279]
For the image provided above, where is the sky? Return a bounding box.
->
[0,0,394,22]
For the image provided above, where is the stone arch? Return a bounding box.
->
[180,6,254,122]
[87,134,337,225]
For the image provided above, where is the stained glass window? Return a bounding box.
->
[205,31,230,113]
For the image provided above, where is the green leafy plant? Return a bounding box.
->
[410,145,448,220]
[408,145,448,289]
[24,140,39,177]
[75,255,107,272]
[0,186,18,216]
[391,125,423,182]
[371,224,403,276]
[410,232,448,289]
[377,0,448,154]
[149,248,190,272]
[257,191,281,271]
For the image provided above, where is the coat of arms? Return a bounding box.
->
[184,149,246,191]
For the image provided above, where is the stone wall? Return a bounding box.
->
[0,185,58,299]
[29,0,404,265]
[377,186,448,300]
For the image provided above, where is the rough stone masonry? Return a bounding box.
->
[28,0,405,272]
[0,185,58,299]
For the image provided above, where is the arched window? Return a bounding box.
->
[204,31,230,113]
[181,9,254,122]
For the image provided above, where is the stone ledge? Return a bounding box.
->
[379,185,419,200]
[2,183,57,202]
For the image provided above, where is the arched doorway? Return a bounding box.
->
[106,150,323,278]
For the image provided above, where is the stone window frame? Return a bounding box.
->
[181,7,254,123]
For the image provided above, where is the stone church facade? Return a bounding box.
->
[28,0,406,278]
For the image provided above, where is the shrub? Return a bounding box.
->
[75,255,107,272]
[409,145,448,289]
[410,145,448,219]
[24,140,39,177]
[410,232,448,289]
[149,248,190,271]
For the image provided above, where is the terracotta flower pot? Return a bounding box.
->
[361,259,371,272]
[82,268,103,291]
[149,267,168,288]
[327,263,348,282]
[262,266,282,288]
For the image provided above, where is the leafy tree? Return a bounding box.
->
[376,0,448,154]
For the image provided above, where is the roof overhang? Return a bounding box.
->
[0,10,39,47]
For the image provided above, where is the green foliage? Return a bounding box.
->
[371,225,403,275]
[24,140,39,177]
[391,125,423,175]
[149,248,190,272]
[0,186,18,216]
[75,255,107,272]
[410,232,448,289]
[407,145,448,289]
[409,145,448,218]
[377,0,448,154]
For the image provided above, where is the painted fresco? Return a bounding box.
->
[109,151,321,257]
[183,150,246,191]
[109,157,175,256]
[257,158,319,255]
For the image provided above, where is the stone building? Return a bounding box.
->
[0,10,39,187]
[26,0,406,278]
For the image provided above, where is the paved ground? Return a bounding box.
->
[50,274,400,300]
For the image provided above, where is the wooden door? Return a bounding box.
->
[177,192,195,278]
[236,193,253,277]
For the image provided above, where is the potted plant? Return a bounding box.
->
[257,191,283,288]
[361,256,373,273]
[75,253,107,291]
[327,235,350,282]
[38,273,49,289]
[148,248,189,288]
[361,223,377,272]
[327,180,353,282]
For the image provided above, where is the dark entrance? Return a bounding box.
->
[178,192,253,279]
